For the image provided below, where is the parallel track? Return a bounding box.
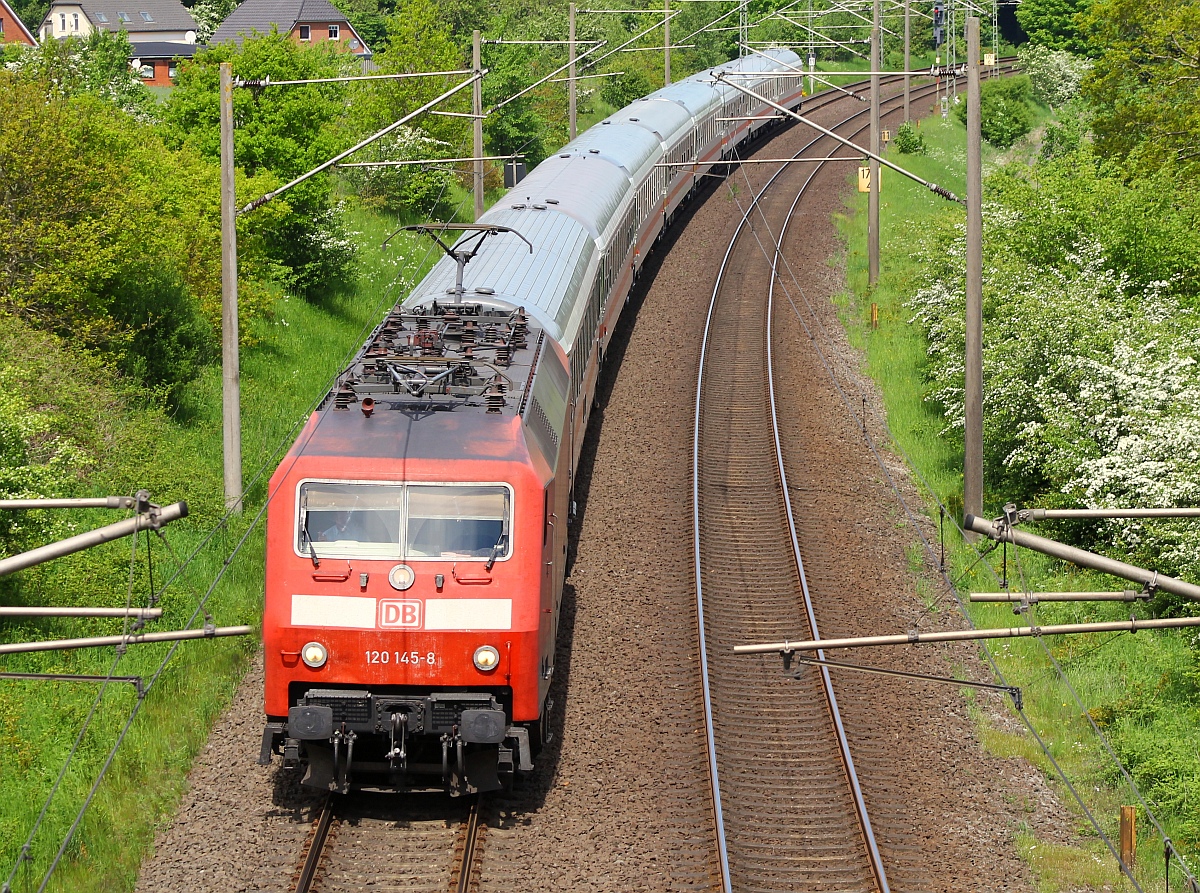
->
[692,70,1005,892]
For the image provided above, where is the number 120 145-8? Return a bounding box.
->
[366,650,437,665]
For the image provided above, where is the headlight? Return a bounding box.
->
[473,645,500,672]
[301,641,328,668]
[388,564,415,591]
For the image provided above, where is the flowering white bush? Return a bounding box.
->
[1017,44,1092,110]
[908,213,1200,576]
[190,0,238,43]
[5,33,153,120]
[340,128,456,219]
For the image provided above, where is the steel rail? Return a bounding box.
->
[763,120,891,893]
[689,64,1003,889]
[455,795,484,893]
[294,796,335,893]
[690,73,922,893]
[684,72,884,893]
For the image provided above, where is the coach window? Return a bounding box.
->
[328,23,339,38]
[405,485,511,560]
[298,481,402,558]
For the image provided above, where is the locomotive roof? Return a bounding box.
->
[405,207,597,355]
[341,300,537,404]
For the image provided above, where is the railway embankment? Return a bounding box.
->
[837,93,1200,889]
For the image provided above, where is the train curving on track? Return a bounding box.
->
[258,48,806,795]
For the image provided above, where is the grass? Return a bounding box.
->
[836,105,1200,890]
[0,205,440,893]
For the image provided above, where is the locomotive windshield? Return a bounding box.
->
[297,481,511,561]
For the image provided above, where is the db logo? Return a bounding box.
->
[379,600,421,628]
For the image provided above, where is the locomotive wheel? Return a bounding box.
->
[530,696,554,757]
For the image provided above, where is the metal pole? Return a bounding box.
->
[0,496,135,510]
[969,592,1146,603]
[903,0,910,120]
[219,61,242,514]
[868,0,881,287]
[0,625,254,656]
[965,514,1200,602]
[664,0,671,85]
[963,17,983,524]
[0,502,188,578]
[1023,507,1200,520]
[569,4,578,139]
[733,615,1200,654]
[0,607,164,618]
[473,31,484,220]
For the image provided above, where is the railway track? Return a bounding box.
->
[292,793,484,893]
[276,72,1011,893]
[692,68,1011,891]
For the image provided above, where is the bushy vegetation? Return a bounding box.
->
[0,72,223,399]
[841,67,1200,884]
[952,74,1035,148]
[892,120,926,155]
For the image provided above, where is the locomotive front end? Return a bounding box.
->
[259,293,569,796]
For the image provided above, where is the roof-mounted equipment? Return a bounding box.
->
[386,223,533,302]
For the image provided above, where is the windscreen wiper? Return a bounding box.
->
[485,532,507,571]
[300,524,320,568]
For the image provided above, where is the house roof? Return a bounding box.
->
[1,0,38,43]
[1,0,39,43]
[43,0,196,34]
[131,39,197,57]
[211,0,352,44]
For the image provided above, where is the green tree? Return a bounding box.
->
[1015,0,1094,53]
[162,33,358,298]
[1082,0,1200,183]
[483,45,550,167]
[338,0,391,52]
[5,30,154,117]
[356,0,468,147]
[0,73,226,396]
[953,75,1034,148]
[8,0,47,35]
[601,67,653,110]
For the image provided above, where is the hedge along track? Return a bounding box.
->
[292,793,485,893]
[689,68,1008,892]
